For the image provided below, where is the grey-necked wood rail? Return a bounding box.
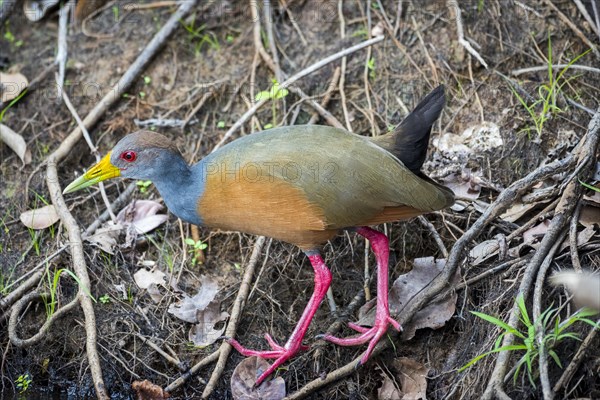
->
[64,85,454,385]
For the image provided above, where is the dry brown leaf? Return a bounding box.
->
[134,268,166,289]
[580,205,600,228]
[188,302,229,347]
[116,200,168,234]
[378,372,402,400]
[393,358,429,400]
[0,72,28,103]
[560,226,596,251]
[523,219,551,244]
[445,177,481,201]
[550,270,600,311]
[500,202,537,222]
[583,190,600,206]
[469,239,499,266]
[358,257,460,340]
[20,204,59,229]
[231,356,286,400]
[132,379,170,400]
[1,123,31,165]
[146,284,163,303]
[167,275,219,323]
[85,223,122,254]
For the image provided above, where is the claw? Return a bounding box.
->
[387,316,402,332]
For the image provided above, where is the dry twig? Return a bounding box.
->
[447,0,488,69]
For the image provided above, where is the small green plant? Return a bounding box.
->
[127,286,134,304]
[45,268,96,318]
[367,57,376,79]
[461,294,598,387]
[0,88,27,124]
[255,79,289,102]
[143,75,152,85]
[509,36,590,138]
[256,79,289,127]
[478,0,485,12]
[112,5,119,21]
[146,234,176,273]
[351,28,369,40]
[27,228,40,256]
[226,34,234,43]
[99,294,111,304]
[136,180,152,194]
[0,271,12,295]
[3,23,23,47]
[15,373,32,394]
[180,15,220,56]
[185,238,208,265]
[217,120,226,129]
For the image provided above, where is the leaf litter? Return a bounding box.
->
[168,275,228,347]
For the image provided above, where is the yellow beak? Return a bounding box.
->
[63,152,121,194]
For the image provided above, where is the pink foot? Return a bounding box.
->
[228,251,332,386]
[227,333,309,386]
[319,226,401,365]
[318,313,401,364]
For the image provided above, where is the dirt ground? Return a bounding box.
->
[1,0,600,399]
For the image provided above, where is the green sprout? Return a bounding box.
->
[136,180,152,194]
[256,79,289,128]
[461,294,599,387]
[509,36,589,139]
[185,238,208,265]
[16,373,32,394]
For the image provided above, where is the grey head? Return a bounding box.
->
[109,130,186,181]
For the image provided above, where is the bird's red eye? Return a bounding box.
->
[120,151,137,162]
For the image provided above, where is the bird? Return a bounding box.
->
[64,85,454,386]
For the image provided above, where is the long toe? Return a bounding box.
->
[320,331,373,346]
[227,338,284,359]
[321,313,399,360]
[227,335,308,386]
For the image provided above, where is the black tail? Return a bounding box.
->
[389,85,445,172]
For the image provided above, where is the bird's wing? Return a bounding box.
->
[200,126,451,231]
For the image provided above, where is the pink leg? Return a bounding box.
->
[228,251,332,386]
[319,227,401,364]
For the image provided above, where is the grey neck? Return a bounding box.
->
[151,156,204,226]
